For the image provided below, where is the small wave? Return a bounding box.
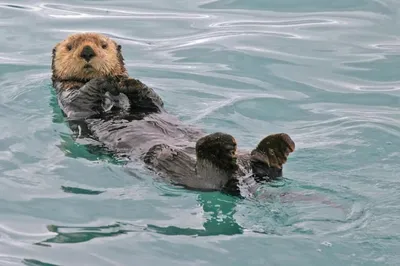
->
[22,259,60,266]
[0,4,40,12]
[36,223,133,246]
[38,3,211,19]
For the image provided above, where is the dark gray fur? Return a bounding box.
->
[53,77,285,197]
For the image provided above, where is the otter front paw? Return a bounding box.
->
[86,77,120,95]
[195,132,239,173]
[118,78,147,93]
[250,133,295,179]
[114,78,164,112]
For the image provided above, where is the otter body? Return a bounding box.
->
[51,33,295,196]
[54,78,197,155]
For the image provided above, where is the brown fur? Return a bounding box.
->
[51,33,128,88]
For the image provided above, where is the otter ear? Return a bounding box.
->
[114,41,124,63]
[52,43,61,57]
[112,40,121,51]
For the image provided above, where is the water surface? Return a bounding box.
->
[1,0,400,265]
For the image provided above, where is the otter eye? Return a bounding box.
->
[66,44,72,51]
[101,43,108,49]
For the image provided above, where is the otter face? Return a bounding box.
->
[52,33,127,82]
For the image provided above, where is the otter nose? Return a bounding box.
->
[80,45,96,62]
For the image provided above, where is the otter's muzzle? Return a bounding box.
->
[80,45,96,62]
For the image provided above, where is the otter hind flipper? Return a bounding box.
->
[143,133,242,193]
[195,132,241,192]
[250,133,295,181]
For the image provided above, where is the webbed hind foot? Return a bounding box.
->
[251,133,295,180]
[195,132,239,174]
[195,132,241,193]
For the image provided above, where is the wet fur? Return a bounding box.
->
[51,33,295,196]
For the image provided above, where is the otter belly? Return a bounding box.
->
[86,113,199,157]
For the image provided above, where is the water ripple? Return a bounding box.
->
[38,3,212,19]
[1,0,400,265]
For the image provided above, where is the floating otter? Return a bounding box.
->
[51,32,295,196]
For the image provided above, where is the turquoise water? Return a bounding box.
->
[1,0,399,265]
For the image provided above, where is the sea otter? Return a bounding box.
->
[51,32,295,196]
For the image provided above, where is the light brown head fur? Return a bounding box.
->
[51,33,128,85]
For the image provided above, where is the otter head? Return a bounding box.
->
[51,33,127,83]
